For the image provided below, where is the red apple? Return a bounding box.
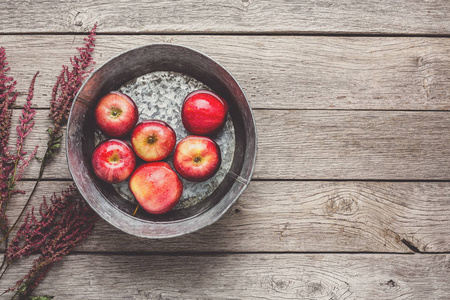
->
[91,139,136,183]
[131,120,176,162]
[129,162,183,214]
[173,135,221,182]
[95,91,139,137]
[181,90,229,136]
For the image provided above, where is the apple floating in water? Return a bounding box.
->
[173,135,221,182]
[131,120,176,162]
[129,162,183,214]
[181,90,229,136]
[91,139,136,183]
[94,91,139,137]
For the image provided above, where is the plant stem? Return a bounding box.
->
[14,260,50,298]
[0,130,58,247]
[0,257,7,277]
[0,145,25,246]
[133,204,139,216]
[0,144,25,229]
[0,160,44,246]
[0,261,10,282]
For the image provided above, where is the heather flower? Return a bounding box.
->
[11,72,40,189]
[4,186,98,297]
[0,23,98,246]
[50,23,97,134]
[0,25,98,299]
[0,25,98,298]
[0,47,18,149]
[0,49,39,232]
[0,46,18,204]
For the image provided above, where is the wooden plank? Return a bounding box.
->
[1,1,450,34]
[1,35,450,110]
[1,253,449,299]
[11,110,450,180]
[254,110,450,180]
[6,180,450,253]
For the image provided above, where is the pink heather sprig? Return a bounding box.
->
[0,47,18,109]
[4,186,98,297]
[0,47,18,150]
[0,46,17,233]
[50,23,97,133]
[0,49,39,232]
[0,46,18,181]
[0,24,98,248]
[17,73,38,149]
[0,25,98,299]
[12,72,40,189]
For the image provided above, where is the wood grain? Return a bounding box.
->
[1,0,450,35]
[6,180,450,253]
[254,110,450,180]
[11,109,450,180]
[2,2,450,299]
[2,35,450,110]
[1,253,450,299]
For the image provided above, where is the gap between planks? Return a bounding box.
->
[13,107,450,113]
[2,0,450,35]
[1,32,450,38]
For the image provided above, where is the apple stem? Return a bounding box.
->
[110,107,122,118]
[147,134,158,145]
[132,204,139,216]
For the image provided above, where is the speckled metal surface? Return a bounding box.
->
[94,71,236,210]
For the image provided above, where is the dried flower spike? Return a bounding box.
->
[50,23,97,132]
[12,72,40,187]
[0,46,18,150]
[0,25,98,298]
[5,185,98,297]
[0,23,97,247]
[0,51,39,232]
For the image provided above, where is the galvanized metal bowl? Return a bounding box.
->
[66,44,257,238]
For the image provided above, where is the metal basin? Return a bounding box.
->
[66,44,257,238]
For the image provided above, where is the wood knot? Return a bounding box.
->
[71,10,91,30]
[380,279,398,289]
[325,195,359,216]
[276,222,290,240]
[232,205,243,215]
[380,228,403,250]
[261,275,290,293]
[295,274,352,299]
[261,272,352,298]
[236,0,253,9]
[306,281,325,296]
[415,56,425,68]
[386,279,397,288]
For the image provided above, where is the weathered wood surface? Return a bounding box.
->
[11,109,450,180]
[2,1,450,298]
[2,253,450,299]
[7,180,450,253]
[2,35,450,110]
[1,0,450,35]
